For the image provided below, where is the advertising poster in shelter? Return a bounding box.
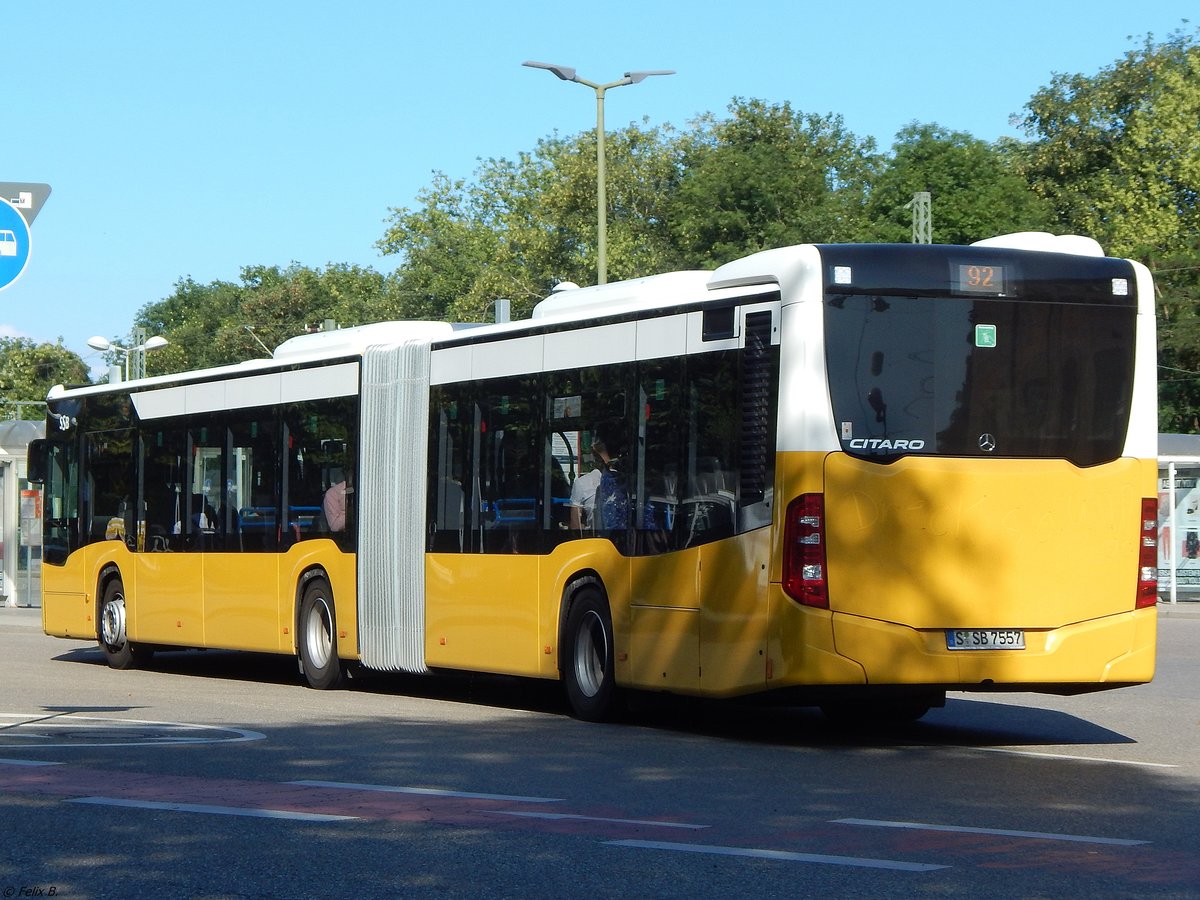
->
[1158,468,1200,595]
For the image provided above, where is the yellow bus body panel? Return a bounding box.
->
[542,541,631,682]
[201,553,280,652]
[42,545,98,640]
[425,552,542,675]
[131,553,206,646]
[768,451,1157,689]
[822,453,1155,629]
[43,538,356,660]
[629,547,698,690]
[768,587,867,686]
[696,529,772,696]
[280,543,358,661]
[827,606,1157,685]
[630,605,700,691]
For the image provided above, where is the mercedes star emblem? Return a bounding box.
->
[978,433,997,452]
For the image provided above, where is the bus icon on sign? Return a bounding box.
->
[0,230,17,257]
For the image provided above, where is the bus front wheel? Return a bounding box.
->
[298,579,344,690]
[562,583,621,722]
[98,578,151,669]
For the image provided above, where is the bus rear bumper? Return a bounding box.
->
[824,606,1157,689]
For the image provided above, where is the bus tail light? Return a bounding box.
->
[783,493,828,608]
[1137,498,1158,609]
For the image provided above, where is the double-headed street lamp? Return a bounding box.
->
[523,61,674,285]
[87,328,169,382]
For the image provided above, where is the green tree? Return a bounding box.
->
[668,99,878,268]
[1017,27,1200,258]
[133,274,244,374]
[134,263,398,374]
[1153,247,1200,431]
[867,123,1054,244]
[378,122,682,322]
[0,337,90,412]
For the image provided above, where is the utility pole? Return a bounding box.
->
[905,192,932,244]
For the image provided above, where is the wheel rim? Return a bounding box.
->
[304,596,333,669]
[572,609,607,698]
[100,591,126,649]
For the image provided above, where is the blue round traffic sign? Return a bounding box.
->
[0,197,32,292]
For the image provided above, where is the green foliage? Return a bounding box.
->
[0,337,89,410]
[867,123,1054,244]
[1017,27,1200,259]
[1154,246,1200,431]
[378,122,682,322]
[133,263,398,373]
[669,99,878,267]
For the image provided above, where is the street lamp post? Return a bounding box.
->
[87,329,169,382]
[523,61,674,285]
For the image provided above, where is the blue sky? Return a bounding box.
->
[2,1,1194,375]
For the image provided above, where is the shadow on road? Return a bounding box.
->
[54,643,1133,751]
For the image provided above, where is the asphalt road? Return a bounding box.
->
[1,602,1197,899]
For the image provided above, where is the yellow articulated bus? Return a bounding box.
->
[29,233,1158,721]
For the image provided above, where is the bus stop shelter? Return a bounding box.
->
[0,420,44,608]
[1158,432,1200,604]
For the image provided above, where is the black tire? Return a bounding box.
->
[562,583,621,722]
[98,578,151,669]
[298,579,344,690]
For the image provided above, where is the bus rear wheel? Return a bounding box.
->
[562,583,621,722]
[298,579,344,690]
[98,578,151,669]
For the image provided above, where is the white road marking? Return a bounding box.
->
[606,839,949,871]
[67,796,358,822]
[287,779,561,804]
[969,747,1177,769]
[486,810,709,829]
[0,713,265,749]
[835,818,1150,846]
[0,758,63,767]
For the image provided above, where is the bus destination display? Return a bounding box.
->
[954,263,1007,295]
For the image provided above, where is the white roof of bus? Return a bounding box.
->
[47,320,459,401]
[530,271,715,321]
[970,231,1106,257]
[271,320,456,363]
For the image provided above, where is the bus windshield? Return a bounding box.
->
[824,292,1137,466]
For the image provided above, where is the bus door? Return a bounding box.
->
[629,356,700,692]
[135,427,205,646]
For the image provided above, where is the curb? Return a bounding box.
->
[1158,601,1200,618]
[0,606,42,628]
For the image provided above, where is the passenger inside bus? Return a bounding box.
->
[322,468,350,532]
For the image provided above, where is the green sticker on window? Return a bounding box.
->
[975,324,997,348]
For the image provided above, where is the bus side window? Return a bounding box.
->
[284,398,356,550]
[478,378,539,554]
[636,357,685,556]
[429,389,469,553]
[85,429,135,548]
[140,427,188,553]
[226,414,278,552]
[682,351,738,547]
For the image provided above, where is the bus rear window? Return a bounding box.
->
[824,294,1136,466]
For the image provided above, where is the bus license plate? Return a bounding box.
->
[945,629,1025,650]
